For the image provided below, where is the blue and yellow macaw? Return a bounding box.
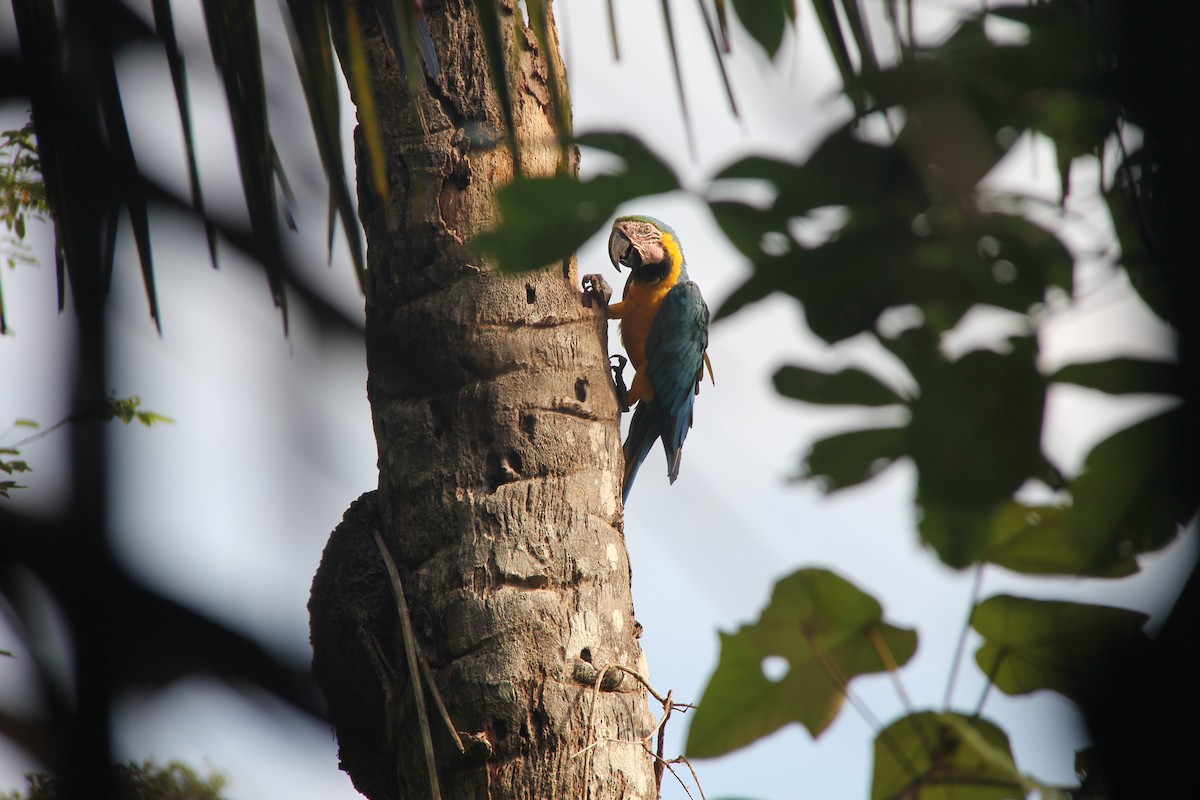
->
[584,216,713,502]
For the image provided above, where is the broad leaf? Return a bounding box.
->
[911,338,1047,567]
[1063,409,1195,570]
[1050,357,1180,396]
[687,569,916,758]
[732,0,793,59]
[872,711,1028,800]
[472,133,678,272]
[983,502,1138,578]
[774,365,904,406]
[803,426,907,492]
[972,595,1148,704]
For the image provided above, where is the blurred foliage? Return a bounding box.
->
[971,595,1149,705]
[0,121,50,333]
[686,568,916,757]
[1,396,172,499]
[0,761,227,800]
[6,0,1197,798]
[870,712,1062,800]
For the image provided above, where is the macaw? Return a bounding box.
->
[583,216,713,503]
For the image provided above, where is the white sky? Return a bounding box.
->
[1,1,1196,798]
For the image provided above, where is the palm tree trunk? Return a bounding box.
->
[310,2,658,798]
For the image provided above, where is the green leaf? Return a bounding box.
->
[202,0,289,329]
[153,0,219,272]
[983,502,1138,578]
[14,419,39,429]
[872,711,1028,800]
[135,411,176,428]
[1050,357,1180,396]
[104,396,174,428]
[284,0,365,290]
[575,132,678,189]
[707,199,788,262]
[774,365,904,406]
[911,338,1047,568]
[687,569,916,758]
[472,133,678,273]
[732,0,793,59]
[1062,409,1195,570]
[803,426,907,492]
[972,595,1148,704]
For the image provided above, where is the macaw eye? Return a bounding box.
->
[642,223,653,233]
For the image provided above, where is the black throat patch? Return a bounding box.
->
[632,258,671,285]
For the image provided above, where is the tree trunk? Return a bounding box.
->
[309,2,658,799]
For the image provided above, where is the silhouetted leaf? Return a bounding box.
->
[775,365,904,406]
[1105,146,1171,321]
[659,0,697,159]
[911,338,1046,568]
[687,569,915,757]
[202,0,289,329]
[152,0,218,271]
[473,133,678,272]
[285,0,366,290]
[811,0,863,110]
[872,712,1028,800]
[697,0,739,115]
[707,199,788,262]
[1050,357,1180,396]
[731,0,793,59]
[1062,409,1195,570]
[803,426,906,492]
[972,595,1148,704]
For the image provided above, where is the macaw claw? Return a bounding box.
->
[610,354,631,412]
[581,273,613,311]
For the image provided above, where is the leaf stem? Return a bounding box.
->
[944,563,984,709]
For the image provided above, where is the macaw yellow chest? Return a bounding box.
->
[619,279,674,373]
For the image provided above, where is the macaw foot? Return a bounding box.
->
[610,354,631,412]
[581,273,613,311]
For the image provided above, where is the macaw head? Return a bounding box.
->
[608,216,678,273]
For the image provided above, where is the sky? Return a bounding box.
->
[1,1,1197,799]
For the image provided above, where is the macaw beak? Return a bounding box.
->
[608,227,633,272]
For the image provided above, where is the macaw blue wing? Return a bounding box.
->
[645,280,710,481]
[621,280,710,502]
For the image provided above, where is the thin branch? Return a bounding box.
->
[374,532,442,800]
[944,564,984,708]
[672,754,709,800]
[868,626,914,713]
[654,690,672,794]
[576,662,694,800]
[973,647,1007,718]
[659,757,699,800]
[806,630,921,783]
[418,647,465,754]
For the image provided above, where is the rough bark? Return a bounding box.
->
[309,2,658,798]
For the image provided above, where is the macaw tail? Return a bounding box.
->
[621,401,661,503]
[622,398,695,503]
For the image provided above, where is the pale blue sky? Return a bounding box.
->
[1,1,1195,798]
